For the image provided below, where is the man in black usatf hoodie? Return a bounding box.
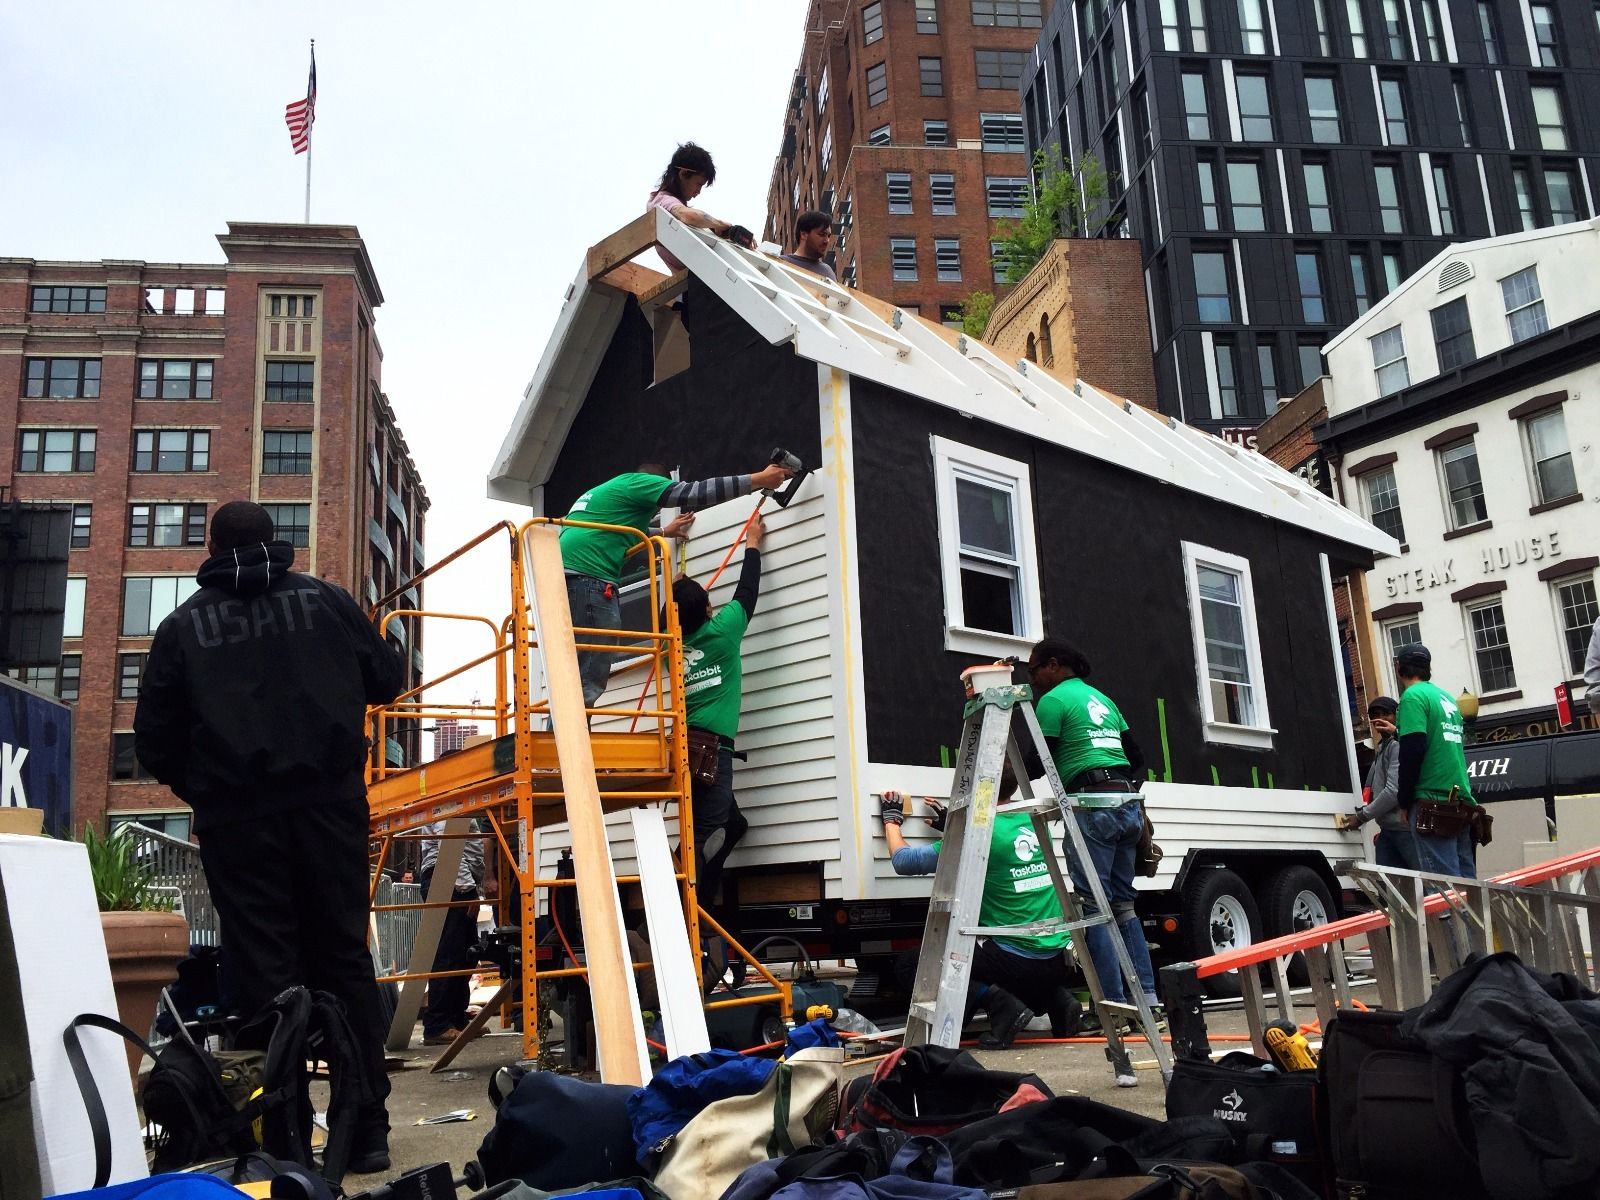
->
[135,500,404,1172]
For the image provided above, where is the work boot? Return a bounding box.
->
[1046,987,1083,1038]
[347,1123,391,1175]
[977,988,1033,1050]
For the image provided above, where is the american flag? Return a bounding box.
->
[284,45,316,154]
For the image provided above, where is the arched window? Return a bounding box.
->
[1039,314,1054,367]
[1025,332,1037,362]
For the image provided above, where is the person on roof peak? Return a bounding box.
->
[648,142,755,272]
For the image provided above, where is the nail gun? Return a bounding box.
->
[764,447,809,508]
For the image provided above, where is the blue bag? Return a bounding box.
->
[625,1049,776,1163]
[50,1175,245,1200]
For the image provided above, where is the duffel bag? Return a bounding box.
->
[1318,1009,1489,1200]
[841,1044,1050,1137]
[1164,1051,1322,1193]
[475,1070,641,1191]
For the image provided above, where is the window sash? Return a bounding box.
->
[866,63,888,106]
[1431,298,1475,371]
[1527,409,1578,504]
[24,357,101,399]
[890,238,919,281]
[924,120,949,145]
[919,56,943,96]
[930,173,956,215]
[1228,161,1266,230]
[1375,165,1403,232]
[1296,253,1326,323]
[1182,72,1211,138]
[31,285,106,314]
[887,172,913,213]
[1194,251,1233,322]
[1365,467,1407,543]
[121,576,200,637]
[1467,600,1517,692]
[1306,77,1340,141]
[985,177,1029,217]
[1556,577,1600,676]
[1440,440,1488,527]
[1502,267,1549,341]
[1198,161,1220,229]
[1235,75,1273,140]
[1183,544,1270,735]
[1533,86,1568,150]
[1381,79,1409,142]
[1238,0,1268,51]
[980,112,1025,152]
[1546,169,1580,223]
[1370,325,1408,396]
[862,1,883,43]
[1433,165,1455,234]
[1216,341,1241,416]
[933,437,1041,652]
[18,429,96,473]
[1305,164,1333,231]
[934,238,963,281]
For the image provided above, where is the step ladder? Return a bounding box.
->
[904,663,1173,1086]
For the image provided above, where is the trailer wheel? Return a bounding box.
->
[1180,868,1261,998]
[1261,865,1336,986]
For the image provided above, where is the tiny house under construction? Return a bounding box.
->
[488,211,1398,976]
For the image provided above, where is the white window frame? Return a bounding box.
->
[1370,324,1409,395]
[1462,596,1517,694]
[1380,614,1423,695]
[1549,571,1599,679]
[1180,541,1276,748]
[931,436,1043,658]
[1501,265,1548,342]
[63,576,87,640]
[121,574,200,638]
[1522,406,1578,506]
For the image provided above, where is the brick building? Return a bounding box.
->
[0,221,428,837]
[765,0,1052,324]
[981,237,1157,405]
[430,716,477,758]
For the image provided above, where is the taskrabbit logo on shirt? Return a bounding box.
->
[1087,697,1110,726]
[1013,826,1040,863]
[683,645,721,696]
[684,646,705,669]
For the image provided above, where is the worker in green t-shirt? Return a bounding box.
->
[879,760,1082,1048]
[558,458,793,705]
[671,512,768,897]
[1394,644,1477,879]
[1028,637,1157,1024]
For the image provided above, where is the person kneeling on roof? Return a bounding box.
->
[559,459,794,706]
[879,761,1082,1050]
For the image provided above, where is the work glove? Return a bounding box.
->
[924,800,948,833]
[879,790,906,826]
[722,224,756,249]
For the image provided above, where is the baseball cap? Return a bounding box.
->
[1395,644,1432,672]
[1368,695,1398,716]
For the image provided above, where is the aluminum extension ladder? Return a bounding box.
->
[904,664,1173,1085]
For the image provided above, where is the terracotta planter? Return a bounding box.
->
[100,910,189,1085]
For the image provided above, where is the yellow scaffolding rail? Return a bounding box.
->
[364,518,792,1064]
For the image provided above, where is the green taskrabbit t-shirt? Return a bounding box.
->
[935,810,1069,953]
[1397,679,1476,804]
[684,601,750,741]
[1035,677,1130,786]
[558,472,673,584]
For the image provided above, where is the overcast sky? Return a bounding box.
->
[3,0,810,730]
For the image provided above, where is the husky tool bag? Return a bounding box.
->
[1318,1010,1489,1200]
[842,1044,1052,1137]
[477,1070,641,1190]
[1165,1052,1322,1192]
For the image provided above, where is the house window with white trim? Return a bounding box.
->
[1370,325,1409,395]
[1465,598,1516,692]
[1381,615,1423,693]
[1437,437,1488,529]
[1182,542,1273,746]
[1553,574,1599,677]
[1362,465,1407,544]
[931,437,1043,657]
[1523,407,1578,506]
[1501,267,1548,342]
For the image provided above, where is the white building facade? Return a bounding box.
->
[1319,220,1600,738]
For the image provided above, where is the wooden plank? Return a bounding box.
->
[631,808,711,1058]
[525,525,649,1085]
[586,212,660,282]
[385,818,469,1051]
[429,980,511,1073]
[639,269,690,307]
[595,261,672,300]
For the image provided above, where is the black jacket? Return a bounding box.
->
[134,541,405,831]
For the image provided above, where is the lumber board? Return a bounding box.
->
[428,979,510,1073]
[631,808,710,1058]
[385,818,469,1051]
[525,525,650,1084]
[595,261,671,300]
[586,212,659,282]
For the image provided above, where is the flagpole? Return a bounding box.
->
[303,39,314,223]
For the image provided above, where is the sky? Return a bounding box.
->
[2,0,811,732]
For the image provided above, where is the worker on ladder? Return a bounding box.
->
[1024,638,1159,1013]
[879,760,1083,1048]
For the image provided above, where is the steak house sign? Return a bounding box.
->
[1382,532,1562,598]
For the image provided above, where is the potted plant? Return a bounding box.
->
[81,826,189,1083]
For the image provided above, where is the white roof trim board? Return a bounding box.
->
[490,209,1396,555]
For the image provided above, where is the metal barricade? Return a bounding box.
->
[371,875,424,975]
[127,825,219,946]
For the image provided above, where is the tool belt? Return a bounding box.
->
[1067,768,1139,808]
[1413,798,1476,838]
[685,728,723,786]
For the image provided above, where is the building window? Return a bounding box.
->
[23,358,101,399]
[1370,325,1409,395]
[1418,0,1444,57]
[264,361,315,403]
[69,503,92,549]
[1382,249,1403,293]
[980,112,1025,152]
[1238,0,1268,51]
[62,577,85,639]
[1375,163,1403,233]
[1546,167,1581,225]
[842,262,858,287]
[1363,466,1407,543]
[1194,250,1233,322]
[30,285,105,313]
[1351,251,1373,314]
[869,123,892,145]
[1160,0,1183,48]
[916,0,939,32]
[924,119,949,145]
[816,67,830,114]
[930,173,956,215]
[971,0,1043,27]
[1466,599,1517,693]
[133,429,210,473]
[1305,76,1340,142]
[1198,159,1221,229]
[262,503,311,548]
[1524,407,1578,505]
[1226,160,1266,231]
[974,48,1027,90]
[820,126,833,171]
[128,503,207,548]
[931,436,1043,656]
[919,57,943,95]
[1347,0,1370,55]
[1501,266,1548,342]
[1182,541,1273,744]
[862,1,884,43]
[267,293,315,318]
[1379,77,1408,143]
[1235,73,1273,140]
[1182,70,1211,138]
[1432,162,1455,235]
[866,62,888,106]
[1532,84,1568,151]
[989,241,1011,283]
[1531,2,1560,65]
[1453,77,1473,146]
[1513,167,1537,231]
[939,303,964,329]
[1431,297,1475,371]
[1257,342,1280,408]
[1555,575,1600,677]
[1477,0,1501,61]
[8,654,81,701]
[890,237,918,281]
[1135,88,1154,158]
[1215,338,1242,416]
[118,652,148,700]
[1380,615,1422,689]
[1296,251,1327,323]
[111,733,154,782]
[1380,0,1407,56]
[138,359,214,400]
[17,429,96,473]
[1185,0,1210,49]
[934,239,963,282]
[985,176,1028,217]
[121,575,200,637]
[1438,438,1488,529]
[1312,0,1333,53]
[887,171,913,214]
[1305,162,1333,232]
[262,429,313,475]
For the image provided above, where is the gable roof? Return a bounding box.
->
[489,209,1395,556]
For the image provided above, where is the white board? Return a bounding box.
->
[1,834,146,1192]
[631,808,711,1058]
